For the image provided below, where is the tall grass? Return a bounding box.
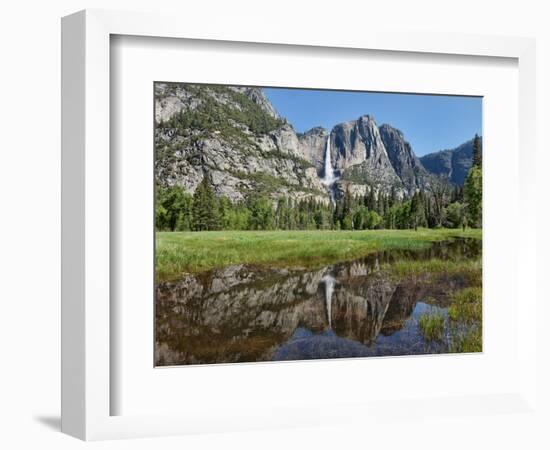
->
[448,287,482,323]
[385,258,482,285]
[448,286,483,353]
[449,328,482,353]
[418,313,446,341]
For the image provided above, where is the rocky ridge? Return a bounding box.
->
[155,83,473,203]
[419,138,481,185]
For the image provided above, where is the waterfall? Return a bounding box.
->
[321,135,339,203]
[322,136,336,185]
[322,274,336,328]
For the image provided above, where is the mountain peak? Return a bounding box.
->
[379,123,404,137]
[358,114,376,123]
[420,137,481,185]
[303,126,328,136]
[229,86,280,119]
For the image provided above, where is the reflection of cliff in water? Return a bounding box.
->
[155,238,481,366]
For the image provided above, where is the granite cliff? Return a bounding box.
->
[155,83,474,203]
[420,138,482,185]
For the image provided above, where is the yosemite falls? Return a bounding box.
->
[321,135,338,201]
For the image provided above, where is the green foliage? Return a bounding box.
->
[156,185,193,231]
[191,177,220,231]
[463,134,483,228]
[157,184,339,233]
[388,201,412,229]
[418,312,445,341]
[444,201,466,228]
[157,174,478,235]
[409,191,427,230]
[464,166,482,227]
[364,210,382,230]
[427,178,449,227]
[472,134,482,168]
[247,195,275,230]
[341,215,353,230]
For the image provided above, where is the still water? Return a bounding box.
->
[155,239,481,366]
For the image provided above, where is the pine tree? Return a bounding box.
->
[410,192,420,231]
[247,195,274,230]
[191,175,219,231]
[464,166,482,227]
[377,192,385,216]
[464,134,483,227]
[472,134,482,168]
[365,188,376,211]
[389,186,397,208]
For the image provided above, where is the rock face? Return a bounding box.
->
[155,83,473,203]
[331,115,402,189]
[297,127,328,176]
[420,138,481,185]
[233,86,281,119]
[379,124,432,193]
[155,83,327,203]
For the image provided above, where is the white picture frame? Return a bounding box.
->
[61,9,537,441]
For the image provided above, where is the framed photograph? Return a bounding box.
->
[62,9,537,441]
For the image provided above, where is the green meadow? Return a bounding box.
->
[156,228,481,280]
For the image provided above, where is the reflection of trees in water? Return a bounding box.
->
[155,239,481,366]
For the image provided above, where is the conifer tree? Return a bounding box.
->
[366,188,376,211]
[389,186,397,208]
[472,134,482,168]
[464,134,483,227]
[410,192,420,231]
[464,166,482,227]
[191,175,219,231]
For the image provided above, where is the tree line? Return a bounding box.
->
[156,135,482,232]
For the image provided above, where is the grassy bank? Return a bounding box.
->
[417,283,482,353]
[156,228,481,280]
[448,287,483,352]
[385,258,482,286]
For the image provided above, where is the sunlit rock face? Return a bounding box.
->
[298,127,329,177]
[329,115,402,193]
[155,83,328,204]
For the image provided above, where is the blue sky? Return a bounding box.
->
[263,88,482,156]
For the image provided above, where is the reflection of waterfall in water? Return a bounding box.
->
[321,135,338,202]
[156,238,482,365]
[321,274,336,328]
